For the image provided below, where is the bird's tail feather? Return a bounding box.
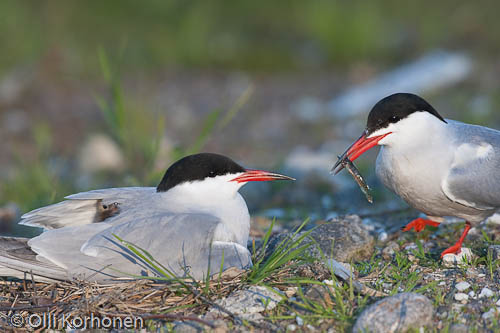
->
[0,237,67,282]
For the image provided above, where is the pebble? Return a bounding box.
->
[454,293,469,301]
[173,321,203,333]
[353,293,433,333]
[305,215,375,262]
[287,324,298,331]
[482,308,498,320]
[468,291,475,298]
[442,248,474,266]
[449,324,469,333]
[488,245,500,261]
[382,241,400,260]
[496,299,500,306]
[285,286,298,298]
[296,316,304,326]
[378,231,388,242]
[208,286,282,319]
[487,213,500,226]
[78,134,125,173]
[479,287,494,298]
[455,281,470,292]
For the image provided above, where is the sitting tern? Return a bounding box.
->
[0,153,294,282]
[333,93,500,258]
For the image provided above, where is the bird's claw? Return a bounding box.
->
[401,218,440,233]
[440,244,463,258]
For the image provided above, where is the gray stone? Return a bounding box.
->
[455,281,471,292]
[306,215,375,262]
[78,134,125,173]
[173,321,204,333]
[353,293,434,333]
[488,245,500,261]
[382,241,400,260]
[208,286,283,319]
[449,324,469,333]
[479,287,494,298]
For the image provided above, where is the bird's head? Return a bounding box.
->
[157,153,294,196]
[332,93,447,174]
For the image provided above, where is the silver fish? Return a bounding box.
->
[337,156,373,203]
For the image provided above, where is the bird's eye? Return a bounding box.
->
[390,115,400,122]
[209,171,215,176]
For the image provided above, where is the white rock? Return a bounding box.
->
[322,279,334,286]
[287,324,298,331]
[487,213,500,226]
[496,299,500,307]
[327,51,472,118]
[209,286,282,318]
[78,134,125,173]
[454,293,469,301]
[482,308,498,320]
[468,291,475,298]
[442,248,474,266]
[296,316,304,326]
[306,324,316,331]
[455,282,471,292]
[378,231,388,242]
[479,287,494,298]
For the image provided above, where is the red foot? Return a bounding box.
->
[402,218,440,233]
[440,221,471,258]
[440,243,463,257]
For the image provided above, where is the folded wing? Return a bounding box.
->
[442,121,500,210]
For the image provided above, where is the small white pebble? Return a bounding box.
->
[442,248,474,266]
[482,308,498,320]
[454,293,469,301]
[478,273,486,278]
[439,281,446,286]
[285,287,298,298]
[496,299,500,306]
[287,324,298,331]
[378,231,388,242]
[455,281,471,292]
[296,316,304,326]
[468,291,476,298]
[405,243,418,250]
[322,279,334,286]
[479,287,494,298]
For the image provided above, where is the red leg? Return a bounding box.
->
[402,218,441,233]
[440,221,471,258]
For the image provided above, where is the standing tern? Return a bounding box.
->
[333,93,500,258]
[0,153,294,282]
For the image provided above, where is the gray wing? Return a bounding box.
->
[442,121,500,210]
[27,213,251,282]
[0,237,68,281]
[20,187,155,230]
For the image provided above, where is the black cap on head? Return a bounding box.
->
[366,93,446,135]
[157,153,246,192]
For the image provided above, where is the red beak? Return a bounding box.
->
[230,170,295,183]
[332,132,392,174]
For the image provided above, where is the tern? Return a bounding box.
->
[333,93,500,258]
[0,153,294,282]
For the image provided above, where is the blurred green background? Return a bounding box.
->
[2,1,500,74]
[1,1,499,234]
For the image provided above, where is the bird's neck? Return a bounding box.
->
[161,184,251,246]
[382,112,448,151]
